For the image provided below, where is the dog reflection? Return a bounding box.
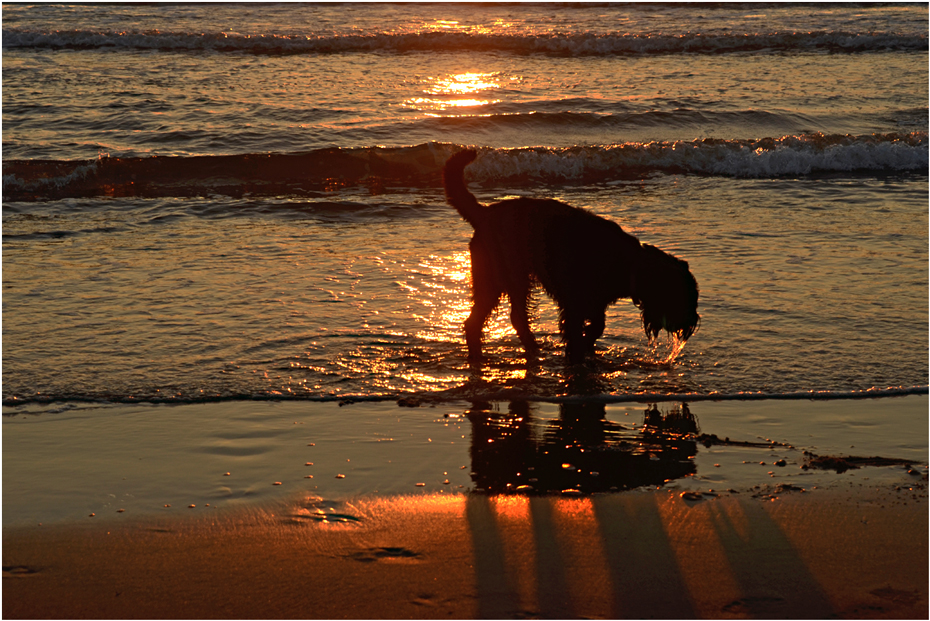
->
[466,402,697,494]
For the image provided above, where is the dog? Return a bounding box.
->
[443,149,699,364]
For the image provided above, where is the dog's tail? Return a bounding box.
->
[442,149,484,229]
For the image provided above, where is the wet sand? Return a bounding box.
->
[4,396,927,618]
[4,397,927,526]
[3,488,927,619]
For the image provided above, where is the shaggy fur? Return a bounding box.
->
[443,149,700,364]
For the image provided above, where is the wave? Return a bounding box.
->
[3,132,926,201]
[3,385,927,409]
[408,107,821,131]
[3,28,927,56]
[471,131,929,180]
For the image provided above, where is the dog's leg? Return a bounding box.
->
[464,242,502,363]
[582,311,606,353]
[464,296,498,363]
[507,286,539,363]
[559,308,587,364]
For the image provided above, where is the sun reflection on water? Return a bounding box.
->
[271,237,693,399]
[419,18,516,35]
[405,72,516,113]
[411,251,515,346]
[430,72,503,96]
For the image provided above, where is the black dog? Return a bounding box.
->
[443,149,699,364]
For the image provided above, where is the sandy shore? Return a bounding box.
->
[4,396,927,618]
[3,487,926,619]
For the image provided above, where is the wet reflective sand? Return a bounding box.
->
[4,397,927,617]
[3,397,926,526]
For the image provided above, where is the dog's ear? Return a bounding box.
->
[634,244,699,342]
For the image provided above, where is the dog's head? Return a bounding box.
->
[633,244,700,343]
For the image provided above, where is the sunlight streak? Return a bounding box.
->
[405,72,515,112]
[429,72,502,96]
[411,251,515,345]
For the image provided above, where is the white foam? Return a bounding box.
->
[2,159,100,193]
[471,133,928,180]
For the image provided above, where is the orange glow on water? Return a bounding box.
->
[409,97,496,110]
[394,492,467,514]
[420,18,516,35]
[406,72,516,112]
[554,496,596,520]
[430,72,502,96]
[412,251,515,346]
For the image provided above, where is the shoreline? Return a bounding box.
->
[4,487,927,619]
[4,383,926,409]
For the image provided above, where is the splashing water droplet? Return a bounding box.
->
[665,333,689,363]
[649,332,689,364]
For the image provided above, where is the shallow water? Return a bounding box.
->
[3,174,926,402]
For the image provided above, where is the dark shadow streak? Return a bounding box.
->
[591,495,696,619]
[465,494,522,619]
[528,496,574,618]
[708,499,836,618]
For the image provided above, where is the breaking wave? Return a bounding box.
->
[3,28,927,56]
[4,132,926,201]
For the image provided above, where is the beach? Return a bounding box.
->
[3,4,927,618]
[4,396,927,619]
[4,482,926,619]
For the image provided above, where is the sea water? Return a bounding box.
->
[4,3,927,404]
[2,4,928,522]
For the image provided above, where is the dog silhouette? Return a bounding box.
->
[443,149,699,364]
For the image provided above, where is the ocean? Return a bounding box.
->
[4,2,927,404]
[2,4,928,524]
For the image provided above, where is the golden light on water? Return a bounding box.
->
[408,97,496,110]
[490,494,531,521]
[413,251,515,345]
[654,333,689,364]
[406,72,515,112]
[668,335,689,362]
[421,18,516,35]
[430,72,502,96]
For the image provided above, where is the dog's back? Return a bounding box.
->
[442,150,639,305]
